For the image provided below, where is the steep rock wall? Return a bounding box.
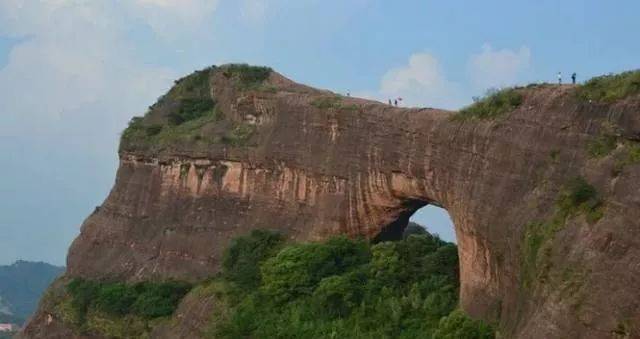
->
[24,68,640,338]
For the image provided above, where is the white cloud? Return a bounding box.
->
[360,45,533,110]
[468,44,531,90]
[375,52,465,110]
[128,0,220,40]
[0,1,176,137]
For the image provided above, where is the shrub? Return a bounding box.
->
[260,237,370,303]
[168,98,216,126]
[131,281,192,318]
[587,134,617,158]
[94,283,137,316]
[311,96,342,109]
[222,64,272,88]
[214,231,481,338]
[556,176,602,222]
[220,123,256,146]
[576,70,640,103]
[311,272,365,318]
[120,66,216,149]
[521,177,604,289]
[145,124,163,136]
[222,230,284,289]
[66,279,192,324]
[402,222,428,239]
[432,310,495,339]
[614,142,640,173]
[455,88,523,120]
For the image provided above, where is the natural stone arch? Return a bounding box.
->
[25,68,640,339]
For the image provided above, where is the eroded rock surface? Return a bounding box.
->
[23,67,640,338]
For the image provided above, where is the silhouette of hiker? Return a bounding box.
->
[388,99,392,105]
[558,72,562,85]
[571,72,577,84]
[394,99,398,106]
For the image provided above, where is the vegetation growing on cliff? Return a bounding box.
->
[121,67,218,150]
[521,176,604,288]
[576,70,640,102]
[208,230,494,338]
[51,279,192,337]
[585,125,640,175]
[221,64,272,89]
[587,134,618,158]
[120,65,264,152]
[310,95,359,111]
[454,88,523,120]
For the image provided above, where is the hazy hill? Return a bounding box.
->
[0,261,64,325]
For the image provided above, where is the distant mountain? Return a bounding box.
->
[0,261,64,325]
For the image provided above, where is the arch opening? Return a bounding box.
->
[373,202,456,243]
[409,205,456,243]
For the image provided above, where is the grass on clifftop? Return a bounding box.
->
[576,70,640,103]
[120,65,265,152]
[454,88,523,120]
[221,64,272,89]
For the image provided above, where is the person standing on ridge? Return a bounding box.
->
[558,72,562,85]
[394,99,398,106]
[572,72,577,84]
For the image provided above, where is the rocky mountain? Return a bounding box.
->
[0,261,63,325]
[22,65,640,338]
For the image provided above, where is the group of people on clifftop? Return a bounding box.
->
[387,98,402,106]
[381,72,578,108]
[558,71,578,85]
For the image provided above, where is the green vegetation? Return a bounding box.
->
[587,134,617,158]
[0,331,18,339]
[220,122,256,146]
[432,310,495,339]
[122,107,224,149]
[60,278,191,336]
[167,98,216,126]
[222,230,285,289]
[576,70,640,103]
[585,125,640,175]
[454,88,523,120]
[221,64,272,89]
[121,67,219,150]
[121,65,265,151]
[521,177,604,288]
[556,176,603,223]
[612,142,640,175]
[311,95,360,111]
[403,221,429,239]
[210,230,494,338]
[311,95,343,109]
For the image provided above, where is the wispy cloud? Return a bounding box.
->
[361,45,533,110]
[468,44,531,90]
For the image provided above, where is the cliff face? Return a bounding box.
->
[25,66,640,338]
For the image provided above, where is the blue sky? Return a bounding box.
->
[1,0,639,265]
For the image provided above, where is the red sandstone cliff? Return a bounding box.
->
[22,66,640,338]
